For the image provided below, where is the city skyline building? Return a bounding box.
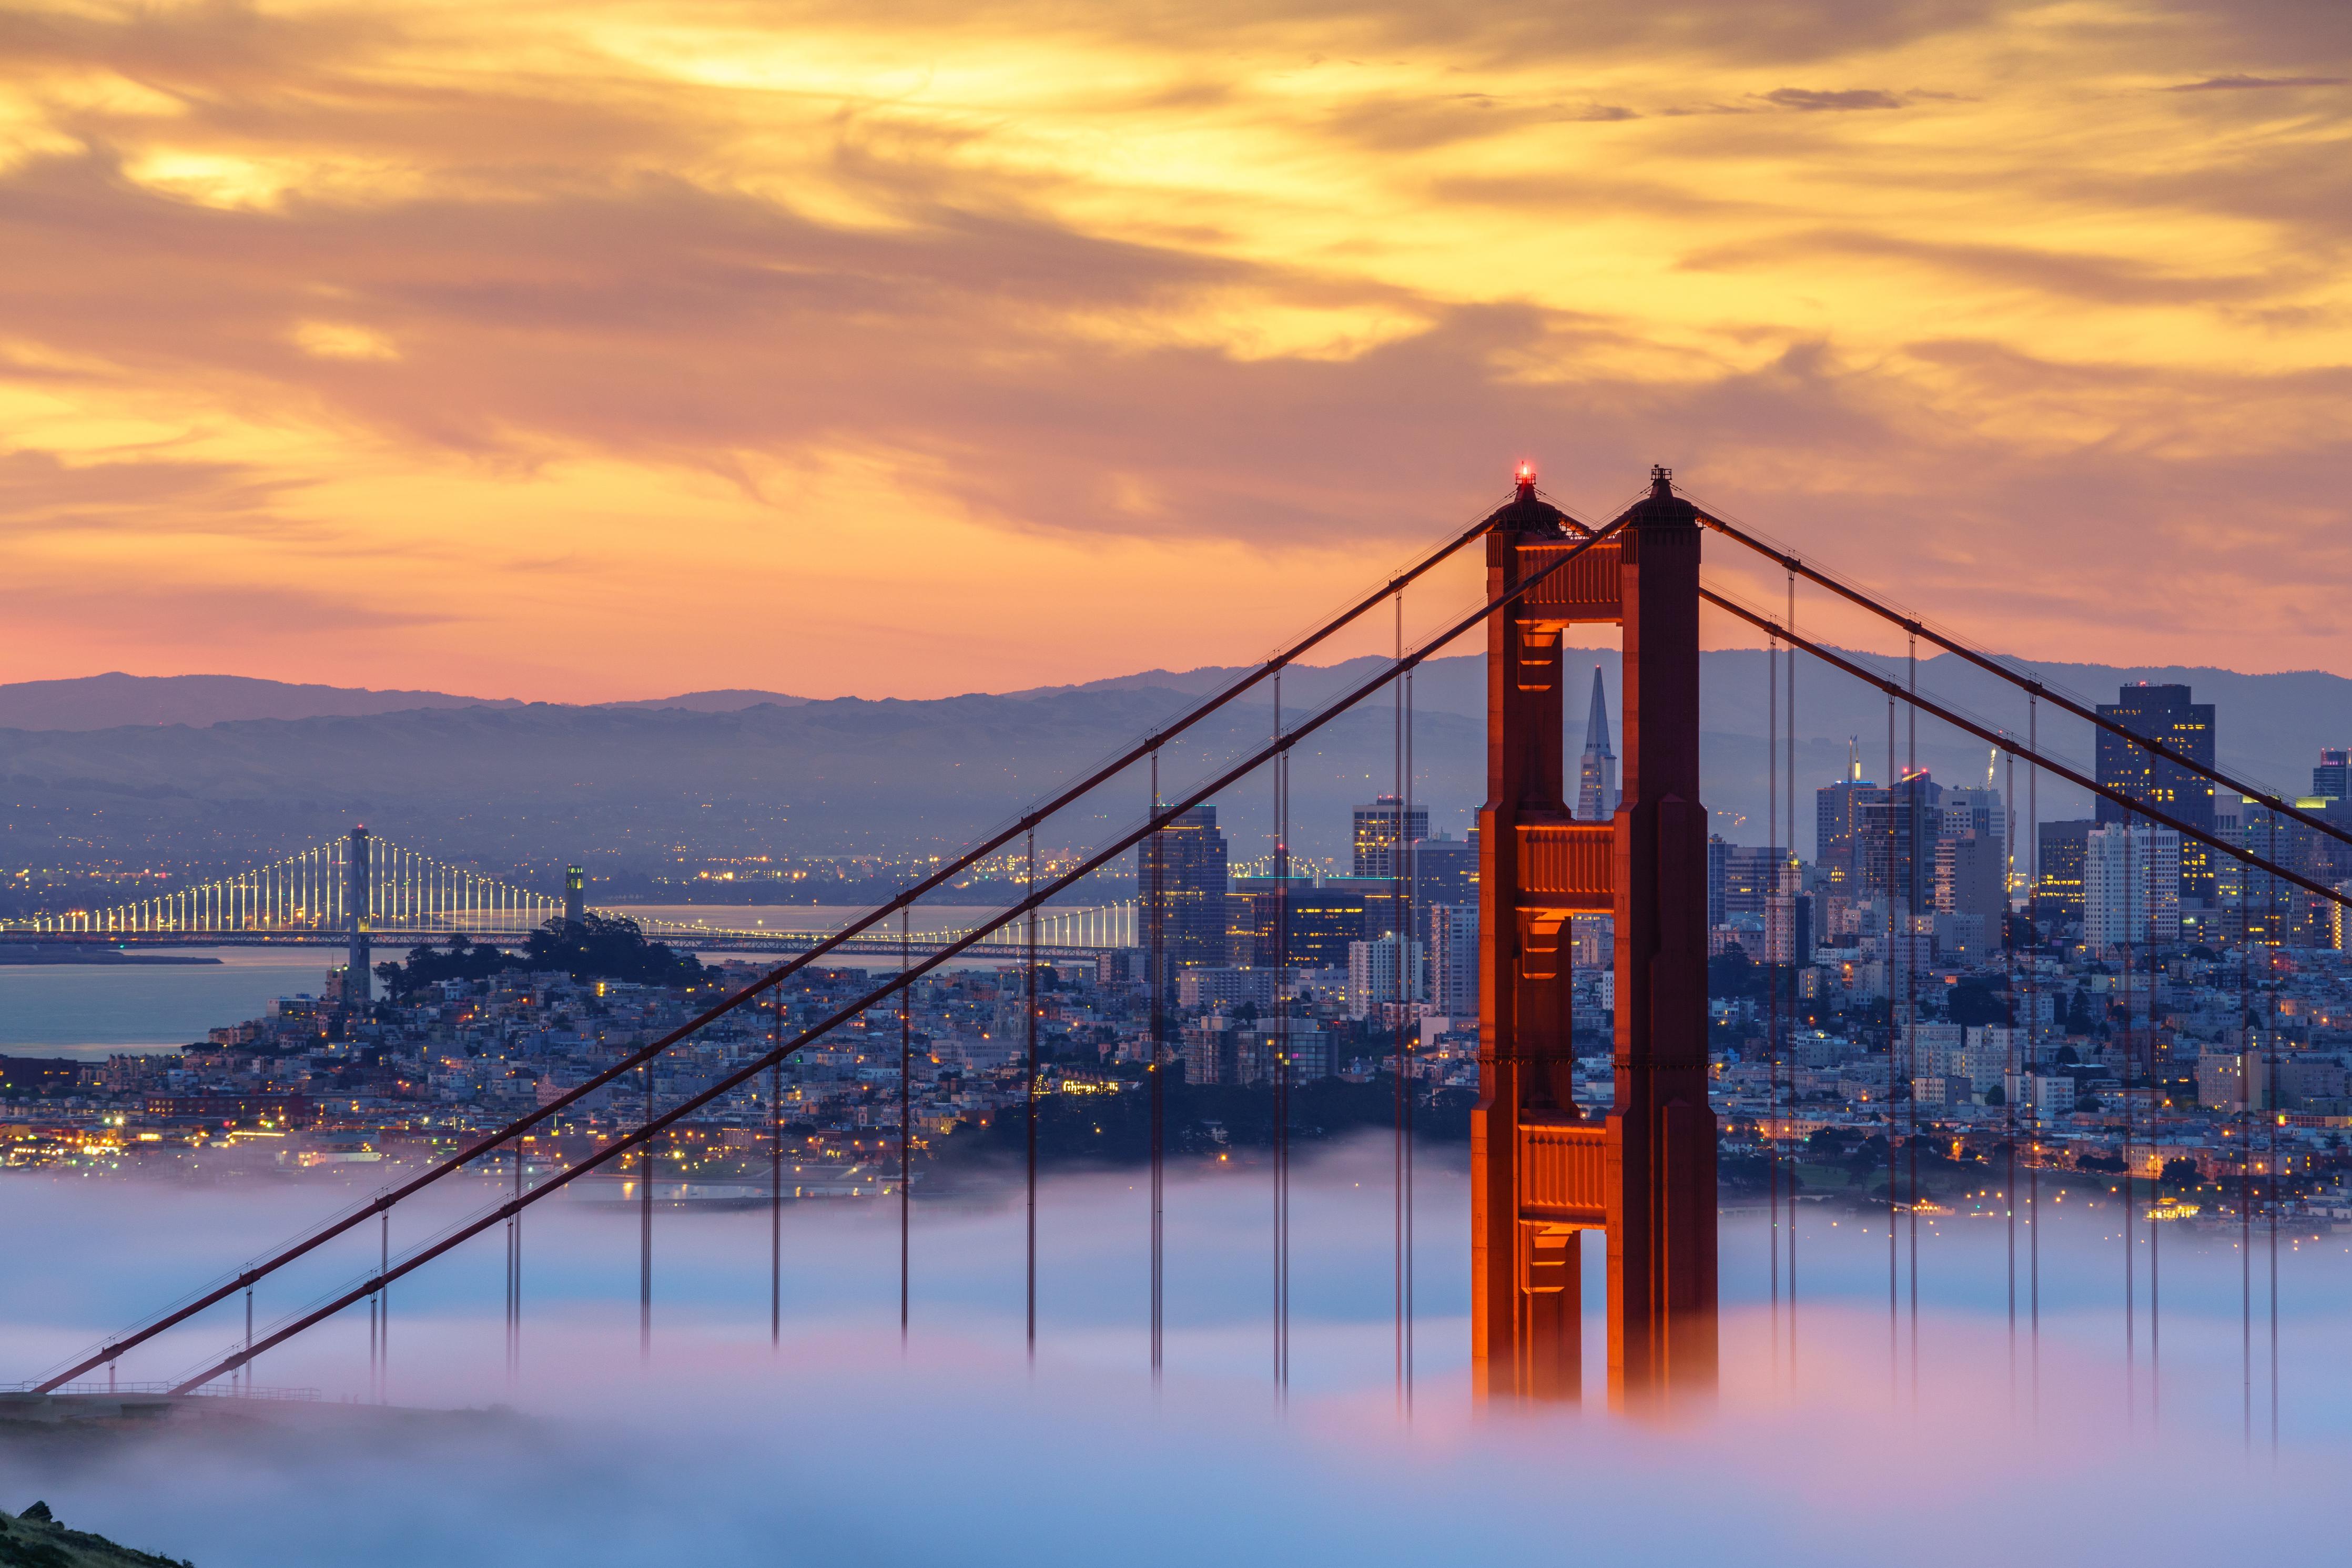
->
[1139,805,1230,969]
[1575,665,1617,822]
[1425,902,1478,1017]
[2084,822,2182,949]
[2034,819,2096,926]
[2096,682,2215,900]
[1351,796,1430,879]
[2316,747,2350,800]
[1814,740,1874,893]
[1346,933,1425,1020]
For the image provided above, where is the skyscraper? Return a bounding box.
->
[2033,819,2096,926]
[1139,806,1230,969]
[2315,747,2350,800]
[1426,902,1479,1016]
[1576,666,1617,822]
[1814,740,1874,892]
[1856,770,1941,903]
[2096,683,2215,898]
[2084,823,2181,948]
[1408,833,1477,908]
[1352,796,1430,878]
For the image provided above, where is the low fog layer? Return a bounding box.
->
[5,1138,2347,1566]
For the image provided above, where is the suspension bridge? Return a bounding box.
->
[17,463,2352,1423]
[0,836,1136,963]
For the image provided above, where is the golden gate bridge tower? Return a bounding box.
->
[1473,464,1716,1409]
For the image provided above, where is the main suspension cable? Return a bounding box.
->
[34,487,1578,1396]
[161,512,1635,1396]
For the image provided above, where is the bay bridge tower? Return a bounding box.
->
[345,824,372,1006]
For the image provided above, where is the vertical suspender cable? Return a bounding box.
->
[1887,691,1898,1389]
[771,985,783,1349]
[1148,752,1167,1382]
[2240,837,2252,1451]
[513,1134,524,1383]
[1273,673,1291,1401]
[1392,592,1408,1415]
[2124,825,2136,1423]
[2004,739,2018,1406]
[900,906,911,1345]
[1768,637,1781,1379]
[640,1029,654,1361]
[2028,695,2040,1421]
[1026,828,1039,1366]
[1786,568,1798,1378]
[1149,750,1165,1383]
[1905,635,1919,1404]
[1392,663,1411,1410]
[2150,818,2160,1426]
[2258,818,2276,1467]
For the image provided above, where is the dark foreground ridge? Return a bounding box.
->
[0,1503,191,1568]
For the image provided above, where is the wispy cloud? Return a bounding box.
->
[2164,74,2347,91]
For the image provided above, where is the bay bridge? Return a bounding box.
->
[0,839,1137,963]
[18,464,2351,1424]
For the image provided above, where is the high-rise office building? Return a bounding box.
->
[1856,771,1942,904]
[1138,806,1230,969]
[1933,833,2006,924]
[1707,836,1730,927]
[2315,747,2350,800]
[1346,934,1425,1020]
[1720,844,1783,918]
[2084,823,2181,948]
[2096,683,2215,898]
[1230,875,1365,970]
[1408,833,1477,909]
[2034,820,2095,926]
[1942,782,2004,869]
[1426,903,1479,1016]
[1352,797,1430,879]
[1765,893,1813,965]
[1576,666,1617,822]
[1815,741,1874,892]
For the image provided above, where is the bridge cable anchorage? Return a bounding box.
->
[150,516,1634,1397]
[1688,505,2352,860]
[1697,583,2352,920]
[29,502,1575,1392]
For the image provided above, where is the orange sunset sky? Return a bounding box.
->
[1,0,2346,701]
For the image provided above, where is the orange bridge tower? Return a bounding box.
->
[1471,464,1717,1409]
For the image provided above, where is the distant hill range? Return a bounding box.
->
[3,655,2348,874]
[0,674,810,731]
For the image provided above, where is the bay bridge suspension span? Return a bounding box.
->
[19,463,2352,1425]
[0,833,1138,965]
